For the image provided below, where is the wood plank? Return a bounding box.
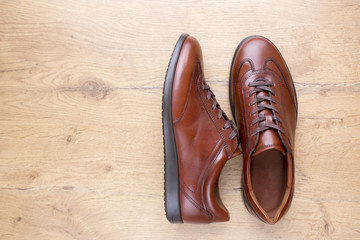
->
[0,0,359,239]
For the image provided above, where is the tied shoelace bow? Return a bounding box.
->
[202,83,238,140]
[248,78,284,136]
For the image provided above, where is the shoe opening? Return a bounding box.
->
[251,148,288,218]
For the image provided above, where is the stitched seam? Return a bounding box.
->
[264,58,297,108]
[194,65,208,118]
[257,68,291,150]
[268,67,291,150]
[233,58,254,107]
[201,143,224,216]
[260,68,290,139]
[254,144,284,152]
[240,69,290,153]
[180,187,213,220]
[195,70,230,157]
[180,187,203,210]
[176,64,207,175]
[264,67,291,140]
[239,70,263,152]
[182,138,222,193]
[173,61,198,124]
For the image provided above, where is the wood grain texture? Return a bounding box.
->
[0,0,359,239]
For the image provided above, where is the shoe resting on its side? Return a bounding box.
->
[163,34,241,223]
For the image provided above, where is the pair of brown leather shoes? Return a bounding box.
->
[163,34,297,224]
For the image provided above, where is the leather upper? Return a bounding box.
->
[172,36,240,223]
[230,36,297,224]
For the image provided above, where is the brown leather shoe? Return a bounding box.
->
[229,36,297,224]
[163,34,241,223]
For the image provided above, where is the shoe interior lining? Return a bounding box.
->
[251,149,288,218]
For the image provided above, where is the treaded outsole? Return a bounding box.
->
[162,33,189,224]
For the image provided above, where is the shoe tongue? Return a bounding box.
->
[253,107,285,157]
[251,82,286,157]
[253,129,285,157]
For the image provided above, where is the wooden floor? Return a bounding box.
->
[0,0,359,239]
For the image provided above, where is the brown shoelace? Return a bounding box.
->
[202,83,238,140]
[248,78,284,136]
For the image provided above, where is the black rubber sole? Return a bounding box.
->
[228,35,298,124]
[162,33,189,224]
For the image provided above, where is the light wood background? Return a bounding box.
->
[0,0,359,239]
